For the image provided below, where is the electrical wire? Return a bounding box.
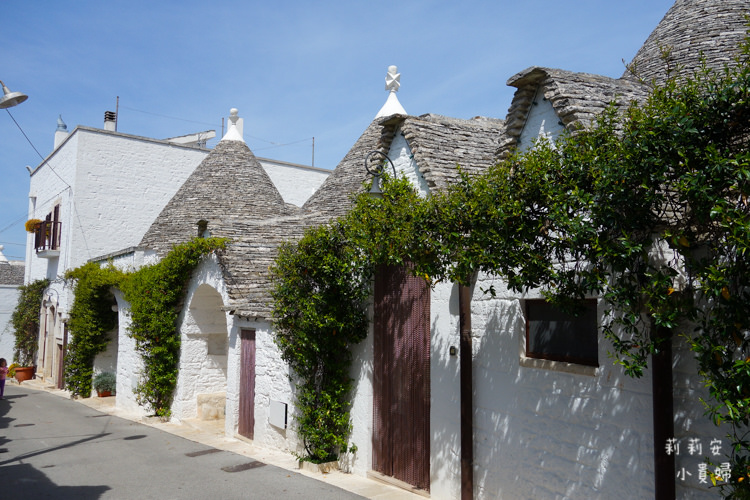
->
[5,109,72,189]
[119,104,313,149]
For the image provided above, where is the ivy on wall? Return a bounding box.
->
[271,178,429,462]
[62,237,225,415]
[10,278,49,366]
[121,237,226,418]
[64,263,124,397]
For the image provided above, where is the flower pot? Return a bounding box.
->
[96,390,112,397]
[14,366,34,382]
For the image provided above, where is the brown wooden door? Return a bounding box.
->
[373,264,431,491]
[56,344,65,389]
[238,329,256,439]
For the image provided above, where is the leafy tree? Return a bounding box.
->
[434,44,750,496]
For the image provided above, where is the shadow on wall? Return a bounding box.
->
[470,290,654,499]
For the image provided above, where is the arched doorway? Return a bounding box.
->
[174,284,229,421]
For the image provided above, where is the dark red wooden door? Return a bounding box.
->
[238,329,256,439]
[373,264,431,491]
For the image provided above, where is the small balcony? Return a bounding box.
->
[34,220,62,258]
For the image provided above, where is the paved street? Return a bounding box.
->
[0,384,365,499]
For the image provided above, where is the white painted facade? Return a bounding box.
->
[518,91,565,151]
[25,127,210,387]
[0,284,21,362]
[332,113,720,498]
[258,158,330,207]
[165,255,300,454]
[24,118,329,390]
[389,131,429,197]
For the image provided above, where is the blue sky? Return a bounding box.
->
[0,1,674,261]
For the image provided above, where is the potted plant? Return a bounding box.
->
[93,372,116,397]
[24,218,42,233]
[10,279,48,382]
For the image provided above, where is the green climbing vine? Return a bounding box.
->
[271,178,430,462]
[64,263,125,397]
[121,237,227,418]
[10,278,49,366]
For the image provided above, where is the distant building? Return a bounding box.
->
[25,111,328,388]
[0,246,24,363]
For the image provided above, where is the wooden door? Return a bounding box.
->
[373,264,431,491]
[238,329,256,439]
[56,344,64,389]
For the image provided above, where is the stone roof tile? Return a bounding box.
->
[0,261,24,286]
[625,0,749,85]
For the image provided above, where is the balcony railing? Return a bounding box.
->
[34,220,62,253]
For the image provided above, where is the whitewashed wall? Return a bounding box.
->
[173,258,231,421]
[389,132,430,197]
[518,92,565,151]
[342,270,721,499]
[258,158,330,207]
[112,290,146,416]
[0,285,21,362]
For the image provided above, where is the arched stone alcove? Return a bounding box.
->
[174,283,229,421]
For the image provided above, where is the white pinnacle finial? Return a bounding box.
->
[0,245,7,263]
[221,107,245,143]
[385,65,401,92]
[375,65,407,119]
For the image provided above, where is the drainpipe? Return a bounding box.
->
[459,281,474,500]
[652,325,675,499]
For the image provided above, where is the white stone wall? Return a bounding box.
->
[226,316,300,453]
[341,271,719,499]
[258,158,330,207]
[26,132,79,287]
[346,316,375,475]
[388,132,430,197]
[113,290,147,416]
[462,275,653,499]
[0,285,20,362]
[68,131,209,267]
[518,92,565,151]
[173,258,231,421]
[426,274,719,499]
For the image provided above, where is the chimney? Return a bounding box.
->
[54,115,69,149]
[104,110,117,131]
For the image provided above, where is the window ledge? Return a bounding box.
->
[519,356,599,377]
[36,249,60,259]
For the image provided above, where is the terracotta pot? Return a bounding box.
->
[14,366,34,382]
[96,390,112,398]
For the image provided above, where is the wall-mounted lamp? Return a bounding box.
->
[364,150,397,198]
[0,80,28,109]
[449,346,458,357]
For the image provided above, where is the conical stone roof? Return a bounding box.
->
[140,139,295,256]
[625,0,749,84]
[302,119,387,219]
